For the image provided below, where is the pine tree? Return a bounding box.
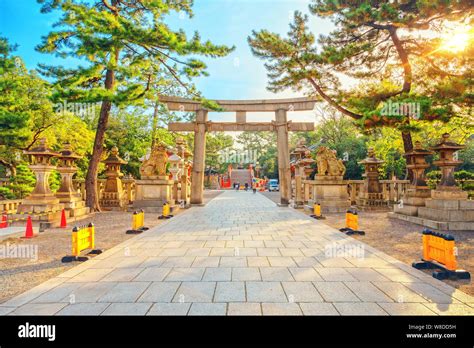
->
[37,0,233,210]
[248,1,473,156]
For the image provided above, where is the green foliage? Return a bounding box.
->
[206,133,234,173]
[0,186,15,199]
[7,164,36,199]
[248,1,472,141]
[36,0,234,110]
[0,37,58,173]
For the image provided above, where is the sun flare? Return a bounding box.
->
[439,26,472,53]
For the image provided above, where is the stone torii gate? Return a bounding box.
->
[161,96,316,206]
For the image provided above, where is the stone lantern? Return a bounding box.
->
[99,146,128,210]
[393,141,433,217]
[416,133,473,231]
[18,138,64,220]
[356,148,387,210]
[168,153,182,205]
[431,133,466,199]
[292,139,315,207]
[55,142,89,217]
[176,137,192,206]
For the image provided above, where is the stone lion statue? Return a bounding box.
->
[316,146,346,176]
[140,142,168,178]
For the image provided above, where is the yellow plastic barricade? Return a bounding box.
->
[62,223,102,262]
[159,202,174,220]
[339,209,365,235]
[126,209,149,234]
[310,203,325,220]
[413,229,470,280]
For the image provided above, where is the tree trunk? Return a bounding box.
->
[150,99,160,148]
[401,130,414,181]
[85,62,116,211]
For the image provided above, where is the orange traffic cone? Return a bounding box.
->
[24,216,34,238]
[60,209,67,228]
[0,214,7,228]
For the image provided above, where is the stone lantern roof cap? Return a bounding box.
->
[431,133,465,151]
[24,138,60,157]
[168,153,182,162]
[358,147,384,165]
[404,141,433,156]
[103,146,127,164]
[58,142,82,159]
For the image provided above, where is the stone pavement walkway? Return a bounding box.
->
[1,191,473,315]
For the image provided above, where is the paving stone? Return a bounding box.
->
[279,248,304,257]
[165,268,205,281]
[219,257,247,267]
[31,283,83,303]
[162,256,196,267]
[346,268,391,282]
[292,257,321,268]
[65,282,117,303]
[299,303,339,315]
[138,282,180,302]
[289,267,323,281]
[257,248,281,256]
[202,268,232,281]
[173,282,216,303]
[422,303,474,315]
[246,282,287,302]
[268,257,297,267]
[102,303,153,315]
[67,268,114,282]
[316,268,357,281]
[262,303,302,315]
[98,282,150,303]
[334,302,388,315]
[312,282,360,302]
[147,303,190,315]
[210,248,235,257]
[56,303,110,315]
[227,303,261,315]
[133,267,171,282]
[189,303,227,315]
[372,282,428,303]
[247,256,270,267]
[282,282,323,302]
[402,282,461,304]
[373,268,422,283]
[232,268,261,281]
[260,268,294,281]
[378,303,437,315]
[12,303,67,315]
[344,282,394,302]
[192,256,220,267]
[214,282,246,302]
[101,268,144,282]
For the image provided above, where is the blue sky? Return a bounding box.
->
[0,0,334,122]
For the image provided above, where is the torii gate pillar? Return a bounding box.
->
[275,109,291,206]
[191,109,208,205]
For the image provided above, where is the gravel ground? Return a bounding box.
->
[260,191,473,296]
[0,190,223,304]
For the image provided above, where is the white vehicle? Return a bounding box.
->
[268,179,279,192]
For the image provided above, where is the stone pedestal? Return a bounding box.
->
[393,187,431,216]
[308,175,350,213]
[133,178,175,212]
[56,167,89,217]
[99,146,128,211]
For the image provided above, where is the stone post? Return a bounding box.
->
[191,109,208,205]
[275,109,291,206]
